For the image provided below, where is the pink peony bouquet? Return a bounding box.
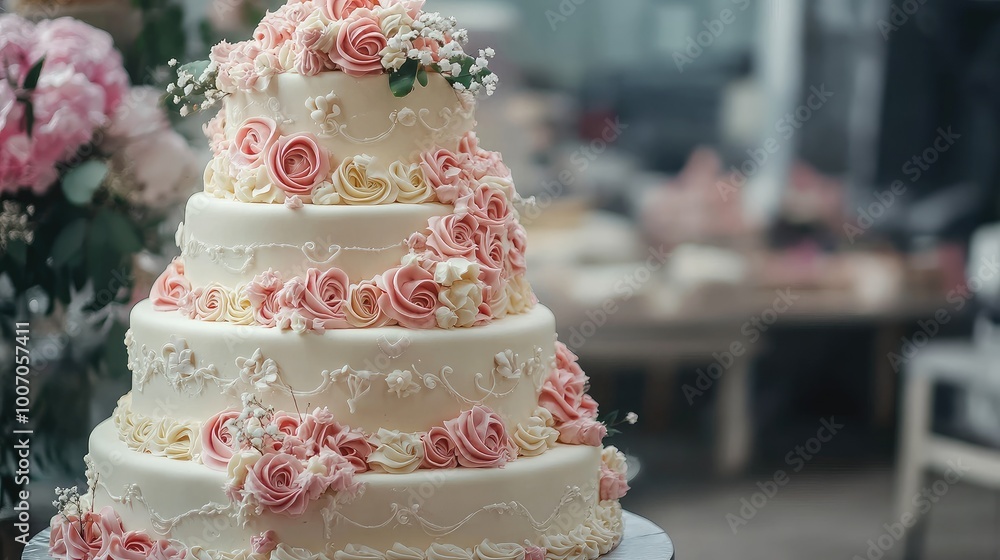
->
[0,13,199,315]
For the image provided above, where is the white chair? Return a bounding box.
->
[894,224,1000,559]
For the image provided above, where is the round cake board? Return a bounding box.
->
[23,511,673,560]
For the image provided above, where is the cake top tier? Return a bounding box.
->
[169,0,498,113]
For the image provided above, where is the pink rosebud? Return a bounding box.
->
[151,259,191,311]
[330,9,386,76]
[375,263,439,329]
[266,133,331,197]
[251,531,278,556]
[599,464,630,501]
[425,213,480,261]
[421,427,459,469]
[247,269,285,327]
[231,117,279,169]
[201,409,241,471]
[443,405,510,468]
[556,418,607,446]
[331,429,374,473]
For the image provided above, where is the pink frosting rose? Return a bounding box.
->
[149,539,187,560]
[599,464,630,501]
[231,117,278,169]
[330,9,386,76]
[470,150,510,180]
[49,514,85,560]
[201,409,241,471]
[243,452,311,516]
[254,19,290,50]
[321,0,375,20]
[203,111,229,157]
[375,263,439,329]
[474,225,507,274]
[443,405,510,468]
[345,280,394,328]
[523,546,547,560]
[151,259,191,311]
[251,531,278,556]
[294,267,351,330]
[247,269,286,327]
[457,132,480,156]
[296,47,335,76]
[421,427,458,469]
[539,367,589,425]
[104,530,155,560]
[507,222,528,276]
[92,507,125,560]
[298,450,361,500]
[266,133,331,197]
[555,342,585,378]
[557,418,607,446]
[419,149,473,204]
[285,407,345,458]
[425,213,480,261]
[331,428,374,473]
[456,183,512,231]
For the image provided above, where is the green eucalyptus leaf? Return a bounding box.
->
[23,57,45,90]
[179,60,211,80]
[61,161,108,206]
[390,59,419,98]
[416,65,429,88]
[50,218,88,267]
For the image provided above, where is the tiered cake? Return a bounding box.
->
[49,2,630,559]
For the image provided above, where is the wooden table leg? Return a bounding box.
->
[716,353,752,476]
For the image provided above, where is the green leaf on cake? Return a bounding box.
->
[390,59,420,98]
[416,65,429,88]
[23,57,45,90]
[61,161,108,206]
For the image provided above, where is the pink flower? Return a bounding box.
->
[48,513,87,560]
[203,111,228,155]
[0,16,35,85]
[375,263,439,329]
[104,530,155,560]
[149,540,187,560]
[523,546,547,560]
[296,48,335,76]
[555,342,585,378]
[443,405,510,468]
[538,367,589,425]
[345,280,394,328]
[287,407,345,458]
[247,269,285,327]
[599,464,630,501]
[151,259,191,311]
[419,149,472,204]
[457,131,480,156]
[556,418,607,446]
[425,213,479,261]
[321,0,376,21]
[470,150,510,180]
[92,507,125,560]
[474,225,507,276]
[271,412,302,437]
[266,133,331,197]
[507,222,528,276]
[330,429,373,473]
[231,117,279,169]
[254,19,290,50]
[298,451,361,500]
[244,452,312,517]
[251,531,278,556]
[456,183,512,231]
[421,427,458,469]
[293,267,351,330]
[201,409,240,471]
[330,9,387,76]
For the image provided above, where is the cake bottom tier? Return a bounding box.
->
[87,420,623,558]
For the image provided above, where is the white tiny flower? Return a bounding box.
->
[168,58,178,67]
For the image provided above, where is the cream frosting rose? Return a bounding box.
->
[226,288,256,325]
[426,544,473,560]
[504,274,535,315]
[386,543,425,560]
[437,278,489,329]
[375,263,439,329]
[511,419,558,458]
[389,160,435,204]
[247,269,286,327]
[204,156,236,199]
[421,426,458,469]
[330,9,386,76]
[345,280,394,328]
[420,148,473,204]
[368,429,424,474]
[162,423,197,461]
[193,283,231,322]
[234,165,285,204]
[473,541,525,560]
[201,409,240,471]
[151,259,190,311]
[267,133,331,197]
[231,117,278,169]
[443,405,510,468]
[332,155,398,205]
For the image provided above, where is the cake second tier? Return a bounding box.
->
[126,299,556,435]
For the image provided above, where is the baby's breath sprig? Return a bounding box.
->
[227,393,284,454]
[601,410,640,437]
[52,486,82,519]
[166,58,226,117]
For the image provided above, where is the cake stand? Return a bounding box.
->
[23,512,673,559]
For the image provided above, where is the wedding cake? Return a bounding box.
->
[48,2,630,559]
